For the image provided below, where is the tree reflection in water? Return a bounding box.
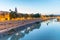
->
[0,22,41,40]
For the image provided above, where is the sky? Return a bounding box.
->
[0,0,60,15]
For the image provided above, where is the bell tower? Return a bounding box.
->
[15,7,17,13]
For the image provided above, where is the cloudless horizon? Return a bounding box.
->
[0,0,60,15]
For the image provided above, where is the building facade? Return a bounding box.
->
[0,11,10,21]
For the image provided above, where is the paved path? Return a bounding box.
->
[0,18,54,33]
[0,18,41,33]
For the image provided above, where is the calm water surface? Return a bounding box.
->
[0,19,60,40]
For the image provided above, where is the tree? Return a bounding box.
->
[9,9,18,19]
[23,14,29,19]
[49,14,54,17]
[33,13,40,18]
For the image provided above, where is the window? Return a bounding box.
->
[5,18,8,20]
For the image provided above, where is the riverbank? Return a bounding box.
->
[0,18,53,33]
[0,18,41,33]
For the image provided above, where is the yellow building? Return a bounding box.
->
[0,11,10,21]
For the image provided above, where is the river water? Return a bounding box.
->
[0,19,60,40]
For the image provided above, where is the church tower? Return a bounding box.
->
[15,7,17,13]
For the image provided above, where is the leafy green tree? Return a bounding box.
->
[9,9,18,19]
[32,13,41,18]
[23,14,29,19]
[49,14,54,17]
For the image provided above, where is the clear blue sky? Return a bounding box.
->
[0,0,60,15]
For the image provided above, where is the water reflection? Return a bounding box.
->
[46,19,57,26]
[10,22,41,40]
[57,19,60,22]
[0,19,60,40]
[47,22,50,25]
[0,22,41,40]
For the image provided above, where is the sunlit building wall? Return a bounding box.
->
[0,11,10,21]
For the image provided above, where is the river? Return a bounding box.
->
[0,19,60,40]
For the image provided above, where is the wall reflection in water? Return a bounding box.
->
[0,22,41,40]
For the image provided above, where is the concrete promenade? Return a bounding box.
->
[0,18,42,33]
[0,18,53,33]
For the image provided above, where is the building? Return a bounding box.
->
[0,11,10,21]
[0,8,18,21]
